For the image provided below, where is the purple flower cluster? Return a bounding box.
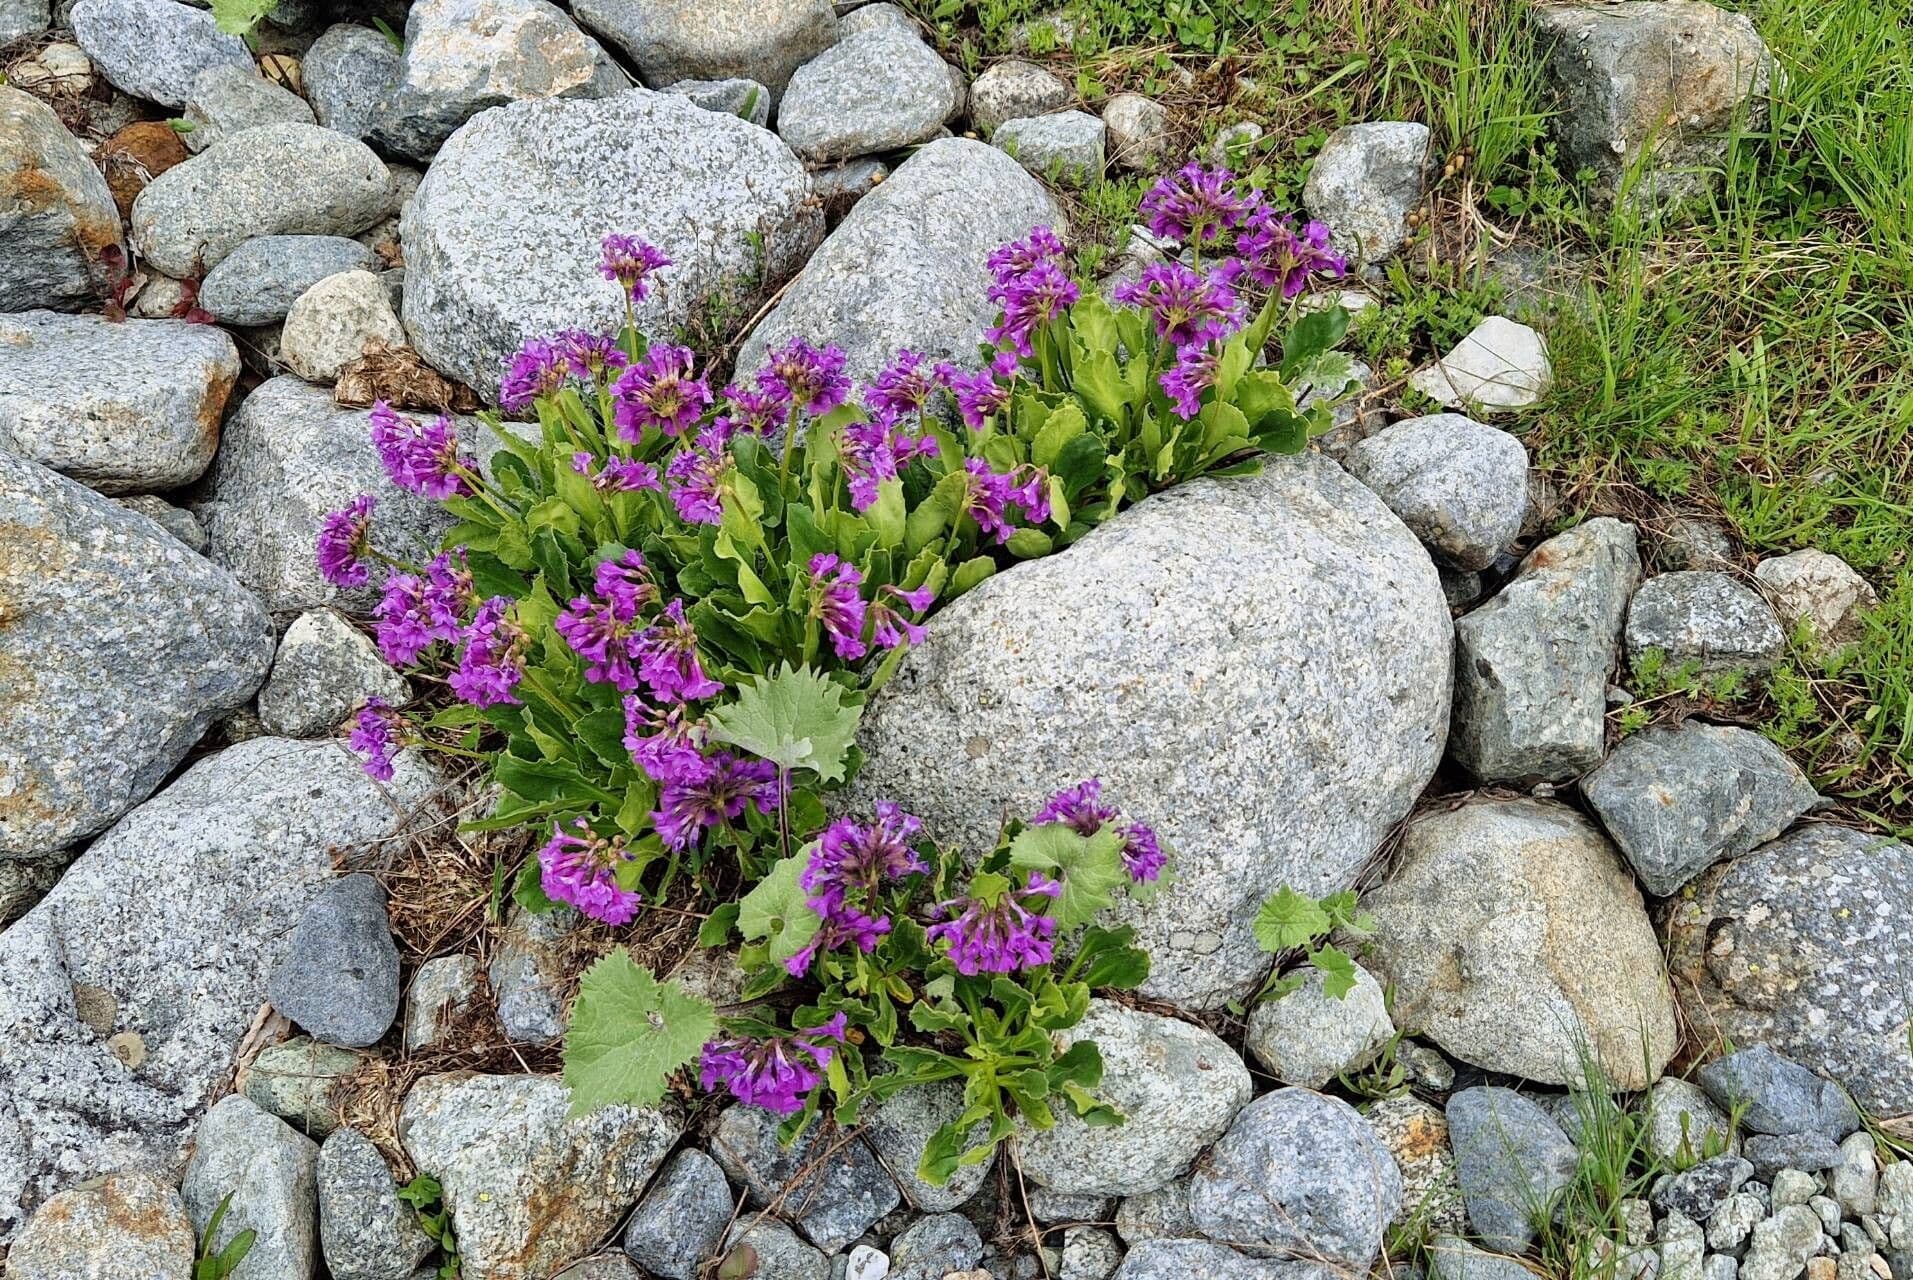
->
[553,552,722,698]
[664,427,732,526]
[370,402,474,499]
[1111,261,1242,349]
[555,328,628,380]
[985,225,1079,357]
[958,458,1050,543]
[538,816,642,925]
[572,451,661,493]
[614,342,712,440]
[621,692,707,785]
[316,494,376,589]
[927,872,1062,976]
[700,1012,847,1114]
[808,554,937,661]
[348,697,402,781]
[939,350,1019,431]
[841,413,938,512]
[449,596,524,708]
[1234,205,1345,299]
[1139,162,1251,244]
[652,751,779,852]
[786,801,928,977]
[600,233,671,304]
[865,349,944,420]
[1033,778,1166,884]
[759,338,851,417]
[375,551,472,667]
[499,337,571,412]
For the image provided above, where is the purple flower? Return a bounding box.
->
[499,337,571,412]
[553,329,629,380]
[571,451,662,493]
[959,458,1020,543]
[664,431,731,526]
[865,349,946,419]
[802,802,926,908]
[614,342,711,440]
[374,555,468,667]
[699,1013,846,1114]
[927,872,1062,976]
[635,599,722,701]
[348,697,401,781]
[808,553,868,661]
[1138,163,1251,244]
[758,338,851,416]
[939,350,1019,430]
[369,401,474,500]
[986,259,1081,358]
[594,550,658,618]
[555,596,637,690]
[840,416,937,513]
[868,580,936,651]
[622,693,709,785]
[449,596,524,707]
[986,225,1068,283]
[1235,205,1347,297]
[721,382,792,435]
[537,816,641,926]
[1034,778,1119,833]
[316,494,376,589]
[1119,821,1167,883]
[1112,262,1242,349]
[653,751,779,851]
[784,903,892,977]
[599,233,671,304]
[1160,345,1220,419]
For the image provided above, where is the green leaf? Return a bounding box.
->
[1070,925,1151,990]
[1032,401,1088,469]
[208,0,274,36]
[949,556,997,596]
[736,853,822,971]
[1252,886,1332,953]
[562,948,717,1114]
[1309,944,1360,1000]
[706,663,862,783]
[1007,824,1127,930]
[1280,306,1350,381]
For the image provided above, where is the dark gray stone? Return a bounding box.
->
[1625,571,1786,677]
[662,77,771,126]
[1581,720,1818,896]
[305,24,403,142]
[199,235,382,327]
[709,1106,900,1254]
[1695,1045,1864,1142]
[68,0,252,108]
[0,88,122,312]
[1745,1133,1841,1182]
[890,1213,983,1280]
[268,874,401,1049]
[1652,1155,1754,1221]
[1447,1086,1578,1254]
[318,1127,436,1280]
[622,1148,732,1280]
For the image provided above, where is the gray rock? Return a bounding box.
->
[1366,1094,1465,1233]
[69,0,251,108]
[242,1036,363,1138]
[1102,93,1168,171]
[188,376,467,614]
[1028,1188,1111,1225]
[995,109,1106,186]
[1654,1155,1755,1221]
[1626,571,1786,677]
[1429,1234,1546,1280]
[1710,1192,1766,1252]
[6,1169,196,1280]
[1534,1,1773,210]
[709,1106,900,1253]
[402,954,479,1052]
[622,1148,732,1280]
[319,1127,435,1280]
[970,58,1072,134]
[0,310,238,494]
[371,0,626,161]
[399,1072,684,1280]
[777,27,959,163]
[259,609,412,739]
[1658,517,1736,571]
[1831,1132,1879,1218]
[1062,1226,1124,1280]
[1771,1170,1817,1210]
[199,235,382,327]
[838,1,911,36]
[1110,1239,1298,1280]
[719,1217,829,1280]
[1742,1205,1826,1280]
[1645,1077,1739,1165]
[560,1255,648,1280]
[281,268,406,383]
[662,76,771,126]
[183,63,315,153]
[1408,316,1552,412]
[1189,1088,1401,1267]
[1114,1182,1194,1245]
[738,137,1061,385]
[489,902,575,1042]
[1661,1210,1707,1280]
[849,454,1450,1008]
[1211,121,1265,166]
[1017,1002,1251,1197]
[1582,721,1817,896]
[812,157,891,223]
[1754,550,1877,650]
[0,0,47,43]
[182,1095,321,1280]
[1746,1133,1842,1182]
[305,24,403,142]
[571,0,839,98]
[1344,412,1529,570]
[1705,1254,1739,1280]
[401,89,818,401]
[0,852,73,931]
[1360,798,1678,1089]
[131,123,393,277]
[1695,1046,1864,1143]
[0,454,272,857]
[1302,121,1430,263]
[0,88,122,312]
[890,1213,983,1280]
[1450,516,1641,782]
[1675,840,1910,1119]
[268,873,401,1049]
[114,494,209,553]
[1447,1086,1579,1254]
[864,1081,995,1212]
[1243,962,1394,1088]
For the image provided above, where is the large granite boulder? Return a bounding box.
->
[6,1169,196,1280]
[849,454,1451,1008]
[0,310,239,494]
[0,737,437,1243]
[401,89,820,402]
[68,0,252,108]
[776,25,960,163]
[0,452,272,857]
[736,138,1062,384]
[570,0,838,97]
[1358,798,1679,1090]
[0,87,123,312]
[1665,824,1913,1118]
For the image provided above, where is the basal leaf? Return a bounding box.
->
[1252,886,1331,953]
[1309,943,1359,1000]
[706,662,862,783]
[737,852,822,970]
[563,948,716,1114]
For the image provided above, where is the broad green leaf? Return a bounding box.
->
[737,853,822,970]
[1309,944,1360,1000]
[706,663,862,783]
[1032,401,1088,469]
[949,556,996,596]
[1252,886,1332,953]
[1280,306,1350,380]
[1007,824,1127,930]
[562,949,716,1114]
